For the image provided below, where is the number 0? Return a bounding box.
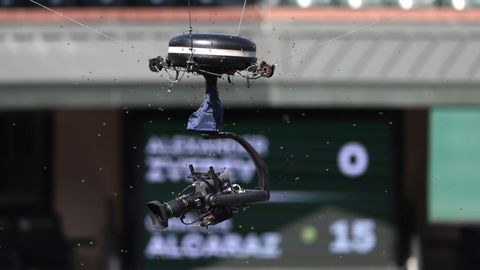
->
[337,142,369,178]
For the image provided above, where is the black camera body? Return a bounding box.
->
[146,165,234,229]
[146,132,270,230]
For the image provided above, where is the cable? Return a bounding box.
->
[181,214,205,226]
[188,0,194,52]
[272,0,435,65]
[28,0,145,56]
[237,0,248,36]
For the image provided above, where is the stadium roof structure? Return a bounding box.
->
[1,8,480,108]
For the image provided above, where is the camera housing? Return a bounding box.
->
[146,132,270,229]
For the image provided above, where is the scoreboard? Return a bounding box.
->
[124,109,401,269]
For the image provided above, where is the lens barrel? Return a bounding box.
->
[165,196,194,217]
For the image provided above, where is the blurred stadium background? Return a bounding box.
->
[1,1,480,270]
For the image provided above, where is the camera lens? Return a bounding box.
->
[146,195,194,229]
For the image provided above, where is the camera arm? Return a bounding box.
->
[201,132,270,206]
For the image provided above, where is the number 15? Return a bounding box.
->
[329,219,377,254]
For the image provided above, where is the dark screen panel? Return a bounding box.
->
[0,111,71,270]
[0,111,52,213]
[124,109,400,269]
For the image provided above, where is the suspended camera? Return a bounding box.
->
[146,31,273,229]
[147,132,270,229]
